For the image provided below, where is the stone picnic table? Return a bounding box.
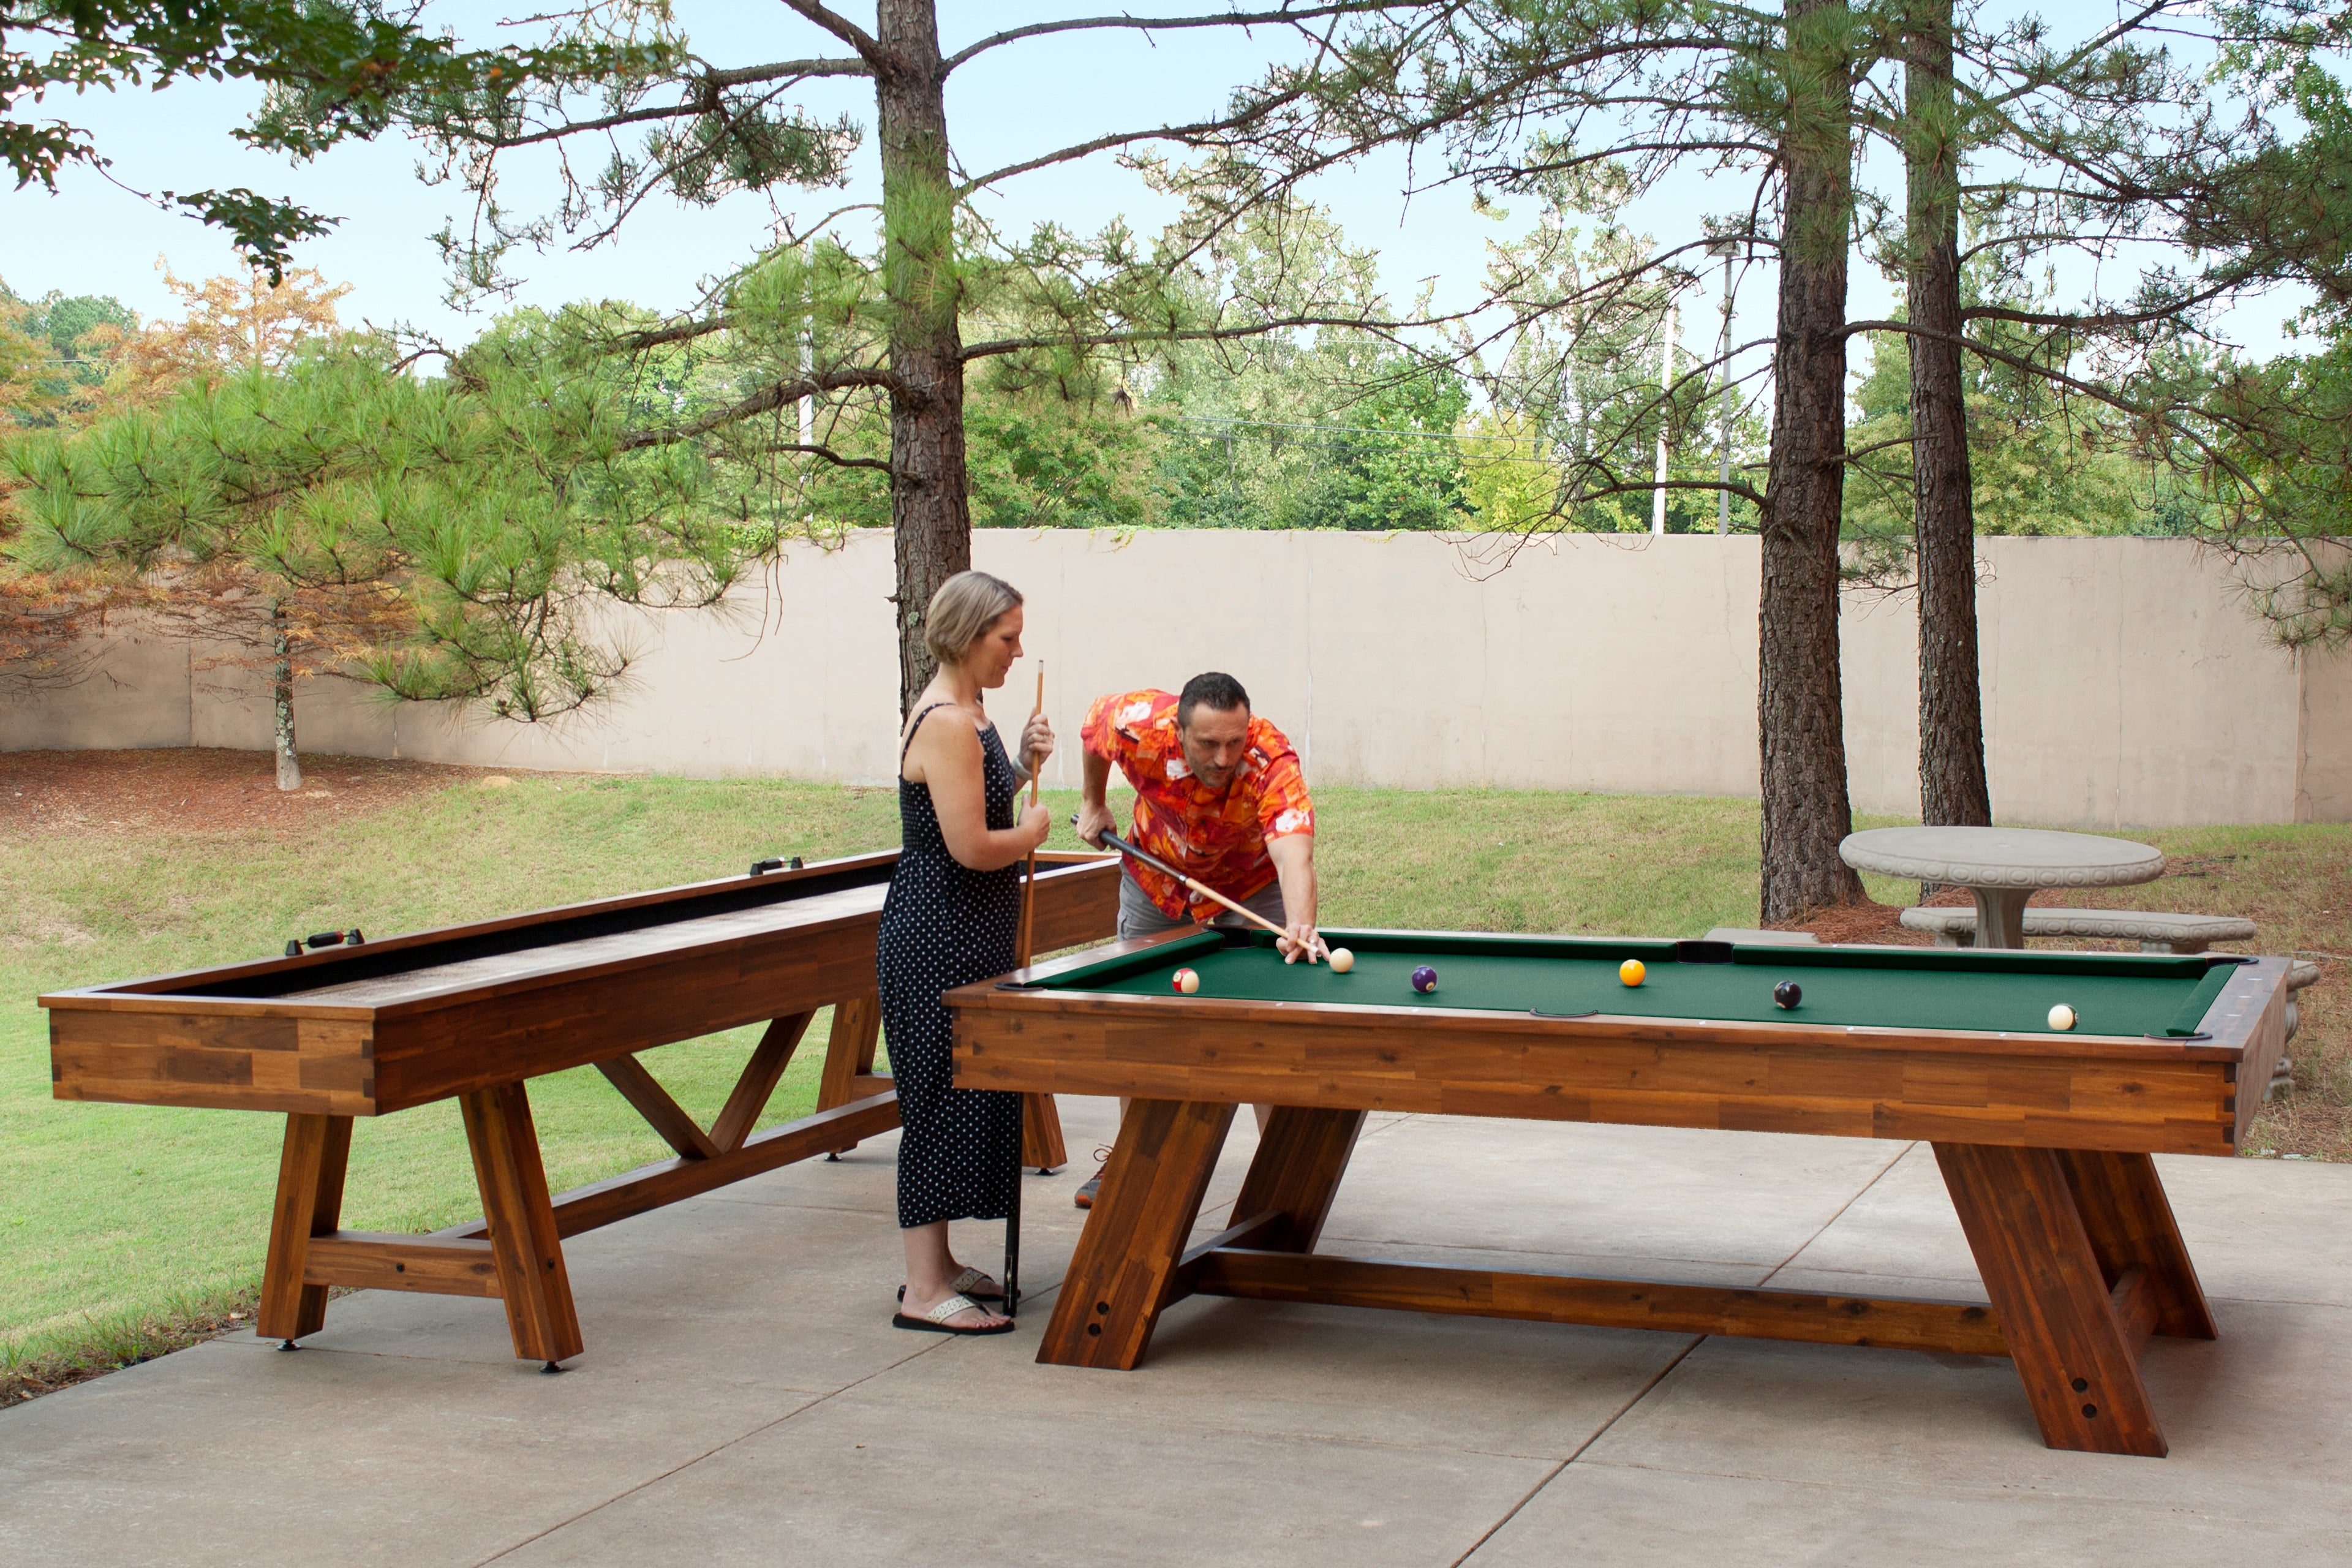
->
[1838,826,2165,950]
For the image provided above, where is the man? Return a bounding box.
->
[1072,671,1324,1207]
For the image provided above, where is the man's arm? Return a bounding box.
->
[1267,832,1321,963]
[1076,749,1118,848]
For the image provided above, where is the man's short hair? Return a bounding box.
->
[1176,671,1251,730]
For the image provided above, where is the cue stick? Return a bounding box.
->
[1014,664,1045,967]
[1083,821,1330,961]
[1006,663,1046,1321]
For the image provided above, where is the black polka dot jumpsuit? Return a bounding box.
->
[876,704,1023,1231]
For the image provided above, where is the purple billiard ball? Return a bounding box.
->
[1411,965,1439,995]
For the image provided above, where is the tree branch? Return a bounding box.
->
[707,56,872,85]
[778,0,886,69]
[617,367,898,449]
[940,2,1413,76]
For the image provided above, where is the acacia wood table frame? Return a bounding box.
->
[43,850,1119,1366]
[948,930,2293,1459]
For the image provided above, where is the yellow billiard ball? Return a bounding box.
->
[1327,948,1355,973]
[1619,959,1646,987]
[2048,1003,2076,1031]
[1172,968,1200,995]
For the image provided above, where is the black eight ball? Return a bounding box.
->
[1772,980,1803,1010]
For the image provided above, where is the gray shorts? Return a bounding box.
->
[1117,872,1287,941]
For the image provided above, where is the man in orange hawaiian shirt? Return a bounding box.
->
[1071,671,1324,1205]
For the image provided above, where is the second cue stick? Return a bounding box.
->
[1015,664,1044,965]
[1006,663,1045,1321]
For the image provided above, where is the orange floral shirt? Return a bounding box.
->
[1082,688,1316,921]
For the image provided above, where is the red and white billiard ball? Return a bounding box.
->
[1172,968,1200,995]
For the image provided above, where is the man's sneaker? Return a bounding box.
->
[1073,1146,1112,1209]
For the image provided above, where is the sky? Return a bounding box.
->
[0,4,2312,380]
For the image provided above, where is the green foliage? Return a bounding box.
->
[1447,196,1765,536]
[1840,307,2212,578]
[3,333,757,717]
[1153,349,1472,532]
[0,279,138,426]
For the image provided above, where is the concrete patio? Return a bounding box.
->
[4,1095,2350,1567]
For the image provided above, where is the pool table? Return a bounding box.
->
[948,928,2295,1458]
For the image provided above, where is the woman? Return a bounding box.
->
[879,570,1053,1335]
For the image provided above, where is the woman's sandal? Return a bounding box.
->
[892,1292,1015,1336]
[895,1266,1004,1305]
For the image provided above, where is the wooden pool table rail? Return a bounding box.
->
[960,949,2293,1159]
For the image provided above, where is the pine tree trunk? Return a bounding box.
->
[1904,0,1992,834]
[876,0,971,717]
[270,598,302,792]
[1758,0,1865,923]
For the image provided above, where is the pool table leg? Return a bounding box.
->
[1934,1142,2166,1457]
[257,1112,353,1344]
[461,1081,584,1366]
[1230,1108,1368,1253]
[2055,1149,2217,1341]
[1036,1098,1237,1370]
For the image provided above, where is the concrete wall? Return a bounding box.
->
[7,531,2349,827]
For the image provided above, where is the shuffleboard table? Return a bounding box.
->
[948,927,2294,1458]
[43,850,1120,1366]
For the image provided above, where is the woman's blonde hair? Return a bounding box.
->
[923,570,1025,666]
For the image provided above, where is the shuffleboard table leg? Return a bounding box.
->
[710,1011,816,1152]
[818,996,884,1155]
[461,1082,584,1366]
[1230,1107,1368,1254]
[2053,1149,2218,1341]
[1934,1142,2166,1457]
[258,1113,353,1345]
[1038,1098,1237,1370]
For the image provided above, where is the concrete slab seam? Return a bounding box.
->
[467,1333,967,1567]
[1754,1141,1917,1289]
[1445,1142,1915,1563]
[1450,1336,1709,1567]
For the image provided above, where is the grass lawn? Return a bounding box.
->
[4,749,2346,1393]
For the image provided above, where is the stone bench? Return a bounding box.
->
[1896,907,2256,955]
[2275,960,2325,1098]
[1703,927,1823,946]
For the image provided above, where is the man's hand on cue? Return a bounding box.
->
[1074,799,1118,850]
[1276,922,1327,965]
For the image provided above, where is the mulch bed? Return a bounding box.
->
[0,748,498,837]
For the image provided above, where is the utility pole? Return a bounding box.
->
[1651,301,1678,535]
[1711,238,1740,535]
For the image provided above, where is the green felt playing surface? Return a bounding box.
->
[1039,930,2239,1039]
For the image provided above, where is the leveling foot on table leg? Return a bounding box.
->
[277,1340,300,1352]
[541,1361,564,1374]
[826,1152,840,1162]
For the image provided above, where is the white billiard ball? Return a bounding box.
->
[2048,1004,2076,1031]
[1327,948,1355,973]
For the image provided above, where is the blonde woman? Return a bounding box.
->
[878,571,1054,1335]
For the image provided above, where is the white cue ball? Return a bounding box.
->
[1327,948,1355,974]
[2048,1004,2076,1031]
